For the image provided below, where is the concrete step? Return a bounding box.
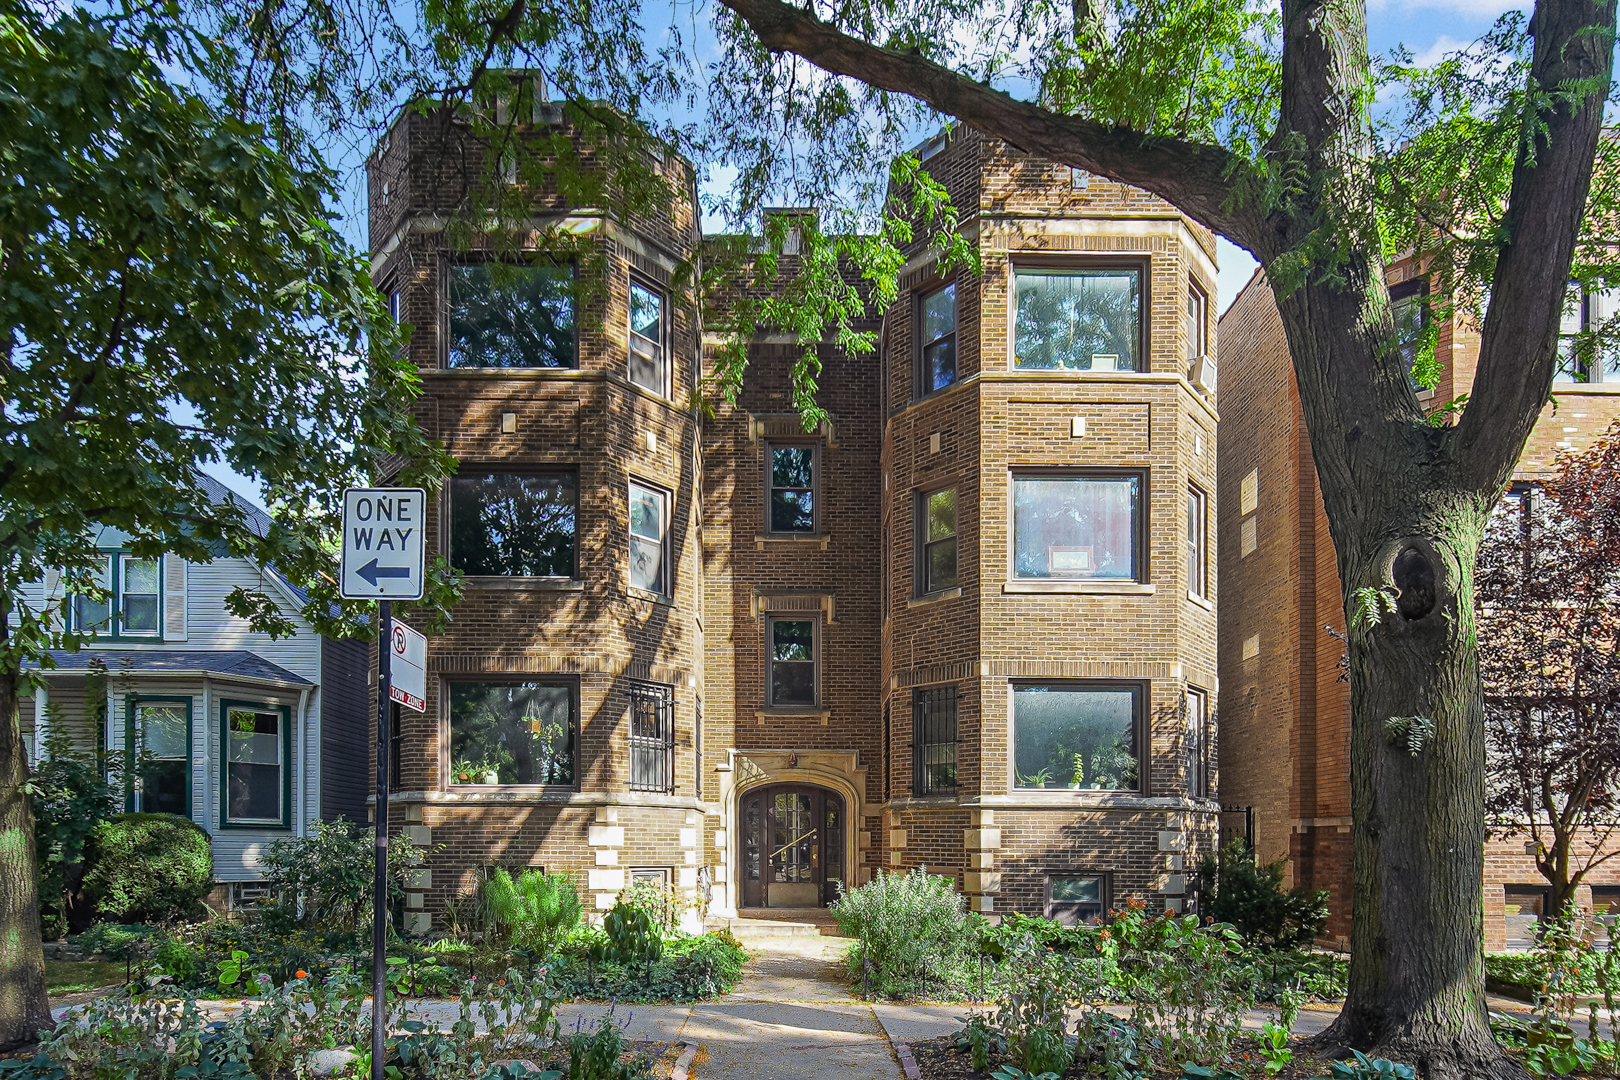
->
[707,919,827,938]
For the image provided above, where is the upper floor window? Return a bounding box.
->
[1014,267,1140,372]
[1012,474,1141,581]
[1390,279,1429,390]
[1186,281,1208,361]
[72,554,160,637]
[1187,485,1208,598]
[919,487,958,593]
[629,481,669,595]
[449,472,577,578]
[767,617,816,706]
[223,703,288,826]
[448,680,576,787]
[1013,682,1140,791]
[447,262,574,369]
[768,443,816,534]
[917,282,957,395]
[1558,284,1620,384]
[629,281,668,395]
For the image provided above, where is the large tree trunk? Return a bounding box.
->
[0,667,54,1050]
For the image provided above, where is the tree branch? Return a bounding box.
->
[714,0,1269,249]
[1451,0,1618,491]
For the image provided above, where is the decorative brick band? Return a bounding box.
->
[671,1042,699,1080]
[892,1040,921,1080]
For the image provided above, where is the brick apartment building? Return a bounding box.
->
[1216,263,1620,951]
[365,100,1222,930]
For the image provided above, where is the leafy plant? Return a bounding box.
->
[483,868,582,955]
[1258,1019,1293,1075]
[596,902,662,970]
[831,868,978,999]
[1318,1050,1418,1080]
[952,1014,1003,1072]
[260,820,432,938]
[28,725,120,938]
[563,1014,647,1080]
[82,814,213,924]
[1193,840,1328,950]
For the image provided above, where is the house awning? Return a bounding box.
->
[31,650,313,690]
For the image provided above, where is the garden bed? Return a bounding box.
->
[907,1031,1336,1080]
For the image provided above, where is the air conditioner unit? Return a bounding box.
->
[1190,355,1218,394]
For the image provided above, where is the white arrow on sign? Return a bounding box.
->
[340,488,426,600]
[388,621,427,712]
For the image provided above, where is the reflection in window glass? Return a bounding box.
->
[138,704,188,816]
[1047,875,1106,925]
[769,445,815,533]
[121,558,159,633]
[769,618,816,706]
[1557,285,1620,383]
[71,556,113,633]
[1013,476,1138,580]
[448,263,574,368]
[919,283,956,393]
[629,282,667,393]
[450,473,577,577]
[1014,269,1139,371]
[629,483,667,594]
[449,681,575,785]
[922,488,958,593]
[1014,684,1139,791]
[226,707,283,822]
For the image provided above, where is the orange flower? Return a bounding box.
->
[295,970,308,979]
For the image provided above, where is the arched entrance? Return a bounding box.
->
[739,784,846,908]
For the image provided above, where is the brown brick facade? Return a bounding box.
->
[368,113,1220,928]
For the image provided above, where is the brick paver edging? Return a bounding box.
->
[892,1040,922,1080]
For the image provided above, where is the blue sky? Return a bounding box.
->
[204,0,1532,504]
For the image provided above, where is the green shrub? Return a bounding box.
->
[259,819,428,939]
[552,929,745,1002]
[81,814,212,924]
[614,878,684,935]
[597,901,663,969]
[832,867,978,999]
[68,922,161,962]
[30,727,121,938]
[482,868,581,954]
[1193,840,1327,950]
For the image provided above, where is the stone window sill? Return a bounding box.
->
[908,587,962,608]
[754,533,832,550]
[1186,591,1213,611]
[628,587,675,606]
[462,576,584,591]
[1002,581,1155,595]
[754,707,831,726]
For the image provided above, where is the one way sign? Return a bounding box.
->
[340,488,426,600]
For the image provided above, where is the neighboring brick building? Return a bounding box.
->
[1216,264,1620,951]
[366,101,1222,929]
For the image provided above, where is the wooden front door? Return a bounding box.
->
[739,785,845,908]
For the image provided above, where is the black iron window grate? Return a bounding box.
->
[912,685,958,795]
[629,681,675,793]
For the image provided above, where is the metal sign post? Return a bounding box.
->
[371,600,391,1080]
[339,488,424,1080]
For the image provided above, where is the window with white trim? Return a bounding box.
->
[628,280,668,395]
[629,481,669,595]
[1187,486,1208,598]
[224,704,287,826]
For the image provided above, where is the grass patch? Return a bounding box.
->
[46,960,125,994]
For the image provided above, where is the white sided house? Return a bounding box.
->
[20,479,371,901]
